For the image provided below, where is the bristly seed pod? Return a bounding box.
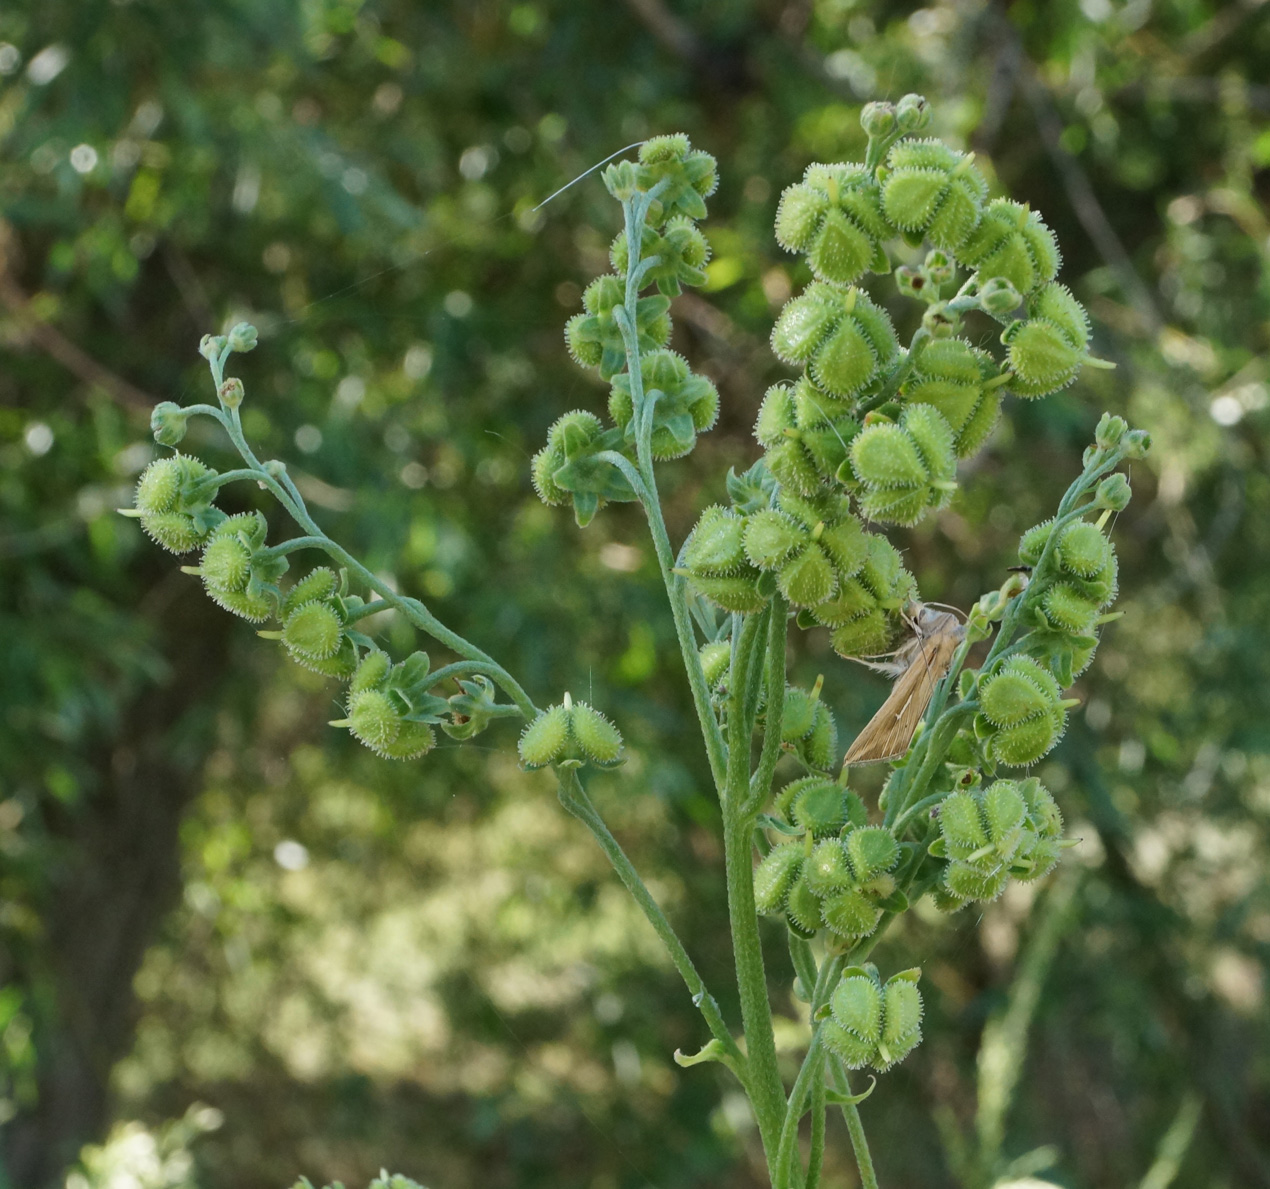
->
[610,216,711,296]
[774,163,894,286]
[882,139,988,251]
[188,511,284,622]
[681,505,767,613]
[130,454,224,554]
[848,403,957,526]
[1004,282,1091,398]
[518,695,625,770]
[770,283,899,400]
[901,339,1004,459]
[977,655,1071,766]
[608,349,719,459]
[755,376,862,495]
[825,965,924,1072]
[957,199,1061,298]
[564,274,672,381]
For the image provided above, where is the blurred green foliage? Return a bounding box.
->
[1,1,1268,1188]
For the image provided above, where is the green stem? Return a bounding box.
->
[831,1060,881,1189]
[555,769,747,1075]
[774,1033,826,1189]
[807,1072,827,1189]
[857,328,930,416]
[748,597,789,810]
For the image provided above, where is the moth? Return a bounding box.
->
[842,602,965,766]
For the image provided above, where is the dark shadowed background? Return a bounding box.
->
[1,1,1268,1187]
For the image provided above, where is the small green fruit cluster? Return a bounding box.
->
[131,455,225,553]
[755,376,861,496]
[1003,283,1091,398]
[774,163,893,287]
[518,694,625,770]
[900,338,1004,459]
[882,140,988,250]
[275,568,360,677]
[822,964,923,1072]
[544,135,719,528]
[609,349,719,460]
[975,655,1074,766]
[531,410,636,528]
[186,512,288,622]
[849,403,957,526]
[755,780,902,941]
[331,650,442,760]
[929,777,1064,908]
[680,504,768,614]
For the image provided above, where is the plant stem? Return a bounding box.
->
[774,1033,826,1189]
[832,1059,881,1189]
[555,769,747,1075]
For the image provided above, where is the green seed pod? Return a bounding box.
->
[756,378,862,496]
[283,601,344,662]
[682,506,766,614]
[1017,518,1055,566]
[192,512,280,621]
[845,826,900,882]
[987,713,1063,767]
[347,688,403,754]
[981,669,1051,729]
[378,720,437,761]
[877,976,924,1069]
[1058,521,1114,580]
[570,702,625,767]
[699,641,731,689]
[770,284,899,400]
[822,889,882,939]
[1005,282,1091,398]
[1020,776,1063,838]
[779,776,864,837]
[610,215,711,296]
[631,134,718,226]
[780,685,818,741]
[806,838,855,896]
[132,454,221,554]
[774,163,893,286]
[830,609,892,659]
[532,409,637,526]
[1042,583,1100,634]
[785,873,825,935]
[957,199,1060,297]
[282,568,339,616]
[858,535,915,608]
[518,704,571,770]
[982,780,1028,848]
[882,139,988,250]
[564,274,672,380]
[609,349,719,459]
[937,791,989,858]
[743,493,868,610]
[302,635,359,680]
[850,404,957,526]
[754,844,805,914]
[798,702,838,771]
[831,972,883,1044]
[822,1019,876,1067]
[945,858,1010,903]
[902,339,1002,458]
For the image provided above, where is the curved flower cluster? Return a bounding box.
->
[539,135,720,526]
[929,777,1065,909]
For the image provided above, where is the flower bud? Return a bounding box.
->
[770,283,899,400]
[150,401,191,446]
[860,102,897,139]
[977,275,1022,316]
[1094,412,1127,448]
[199,333,226,362]
[882,140,987,251]
[895,93,930,133]
[218,377,245,409]
[226,322,259,353]
[1123,428,1151,459]
[1094,473,1132,511]
[924,248,953,285]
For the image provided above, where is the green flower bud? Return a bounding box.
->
[150,401,192,446]
[958,199,1060,297]
[199,333,226,362]
[1094,412,1128,448]
[617,134,718,226]
[923,248,953,285]
[1005,282,1091,398]
[1094,473,1132,511]
[226,322,259,353]
[978,275,1022,316]
[860,102,897,140]
[882,140,988,251]
[895,93,931,133]
[218,378,245,409]
[564,274,672,380]
[902,338,1002,458]
[609,349,719,459]
[774,163,893,286]
[610,215,711,296]
[770,284,899,400]
[849,404,957,526]
[1123,428,1151,459]
[754,843,805,914]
